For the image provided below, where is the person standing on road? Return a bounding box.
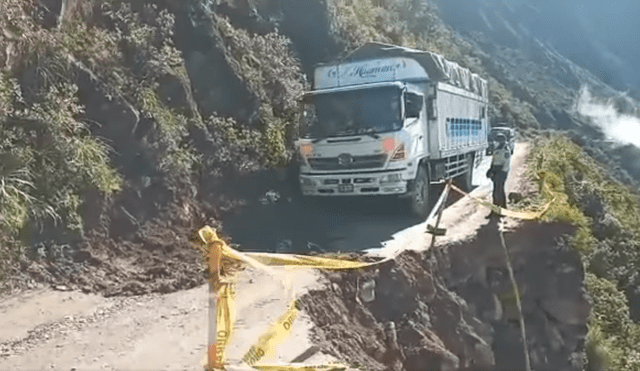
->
[486,133,511,218]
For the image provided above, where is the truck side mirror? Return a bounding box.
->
[405,92,424,119]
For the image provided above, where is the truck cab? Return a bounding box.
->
[296,81,426,198]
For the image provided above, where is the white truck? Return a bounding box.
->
[293,42,490,218]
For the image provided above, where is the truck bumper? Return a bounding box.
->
[299,170,410,197]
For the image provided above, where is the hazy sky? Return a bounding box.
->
[537,0,640,92]
[569,0,640,55]
[435,0,640,95]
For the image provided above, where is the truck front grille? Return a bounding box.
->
[308,154,388,171]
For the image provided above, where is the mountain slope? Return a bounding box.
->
[2,0,640,369]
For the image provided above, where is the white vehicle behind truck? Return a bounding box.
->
[293,42,490,218]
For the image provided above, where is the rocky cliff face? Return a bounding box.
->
[1,0,310,293]
[302,221,589,371]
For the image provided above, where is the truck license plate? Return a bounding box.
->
[338,184,354,193]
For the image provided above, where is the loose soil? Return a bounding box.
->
[0,142,587,370]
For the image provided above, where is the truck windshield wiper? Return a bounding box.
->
[356,127,380,139]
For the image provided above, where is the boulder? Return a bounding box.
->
[541,294,591,325]
[402,328,460,371]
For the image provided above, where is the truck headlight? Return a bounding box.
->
[382,138,407,161]
[299,143,313,158]
[380,173,402,184]
[390,143,407,161]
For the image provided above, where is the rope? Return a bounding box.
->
[498,220,532,371]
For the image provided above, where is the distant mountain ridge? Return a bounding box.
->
[431,0,640,100]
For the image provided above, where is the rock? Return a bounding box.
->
[593,212,623,240]
[547,324,565,352]
[542,294,591,325]
[418,272,437,303]
[332,283,342,296]
[569,351,586,371]
[529,346,547,369]
[508,192,524,204]
[275,239,292,252]
[471,339,496,369]
[382,322,406,371]
[402,328,460,371]
[182,44,256,120]
[265,190,280,203]
[484,293,503,322]
[307,242,325,253]
[156,72,199,118]
[359,279,375,303]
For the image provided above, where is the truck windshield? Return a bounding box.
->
[300,86,402,139]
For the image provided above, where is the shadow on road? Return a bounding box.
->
[216,153,493,254]
[221,195,417,253]
[220,183,479,254]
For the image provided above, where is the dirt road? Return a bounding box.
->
[0,267,332,370]
[0,143,532,370]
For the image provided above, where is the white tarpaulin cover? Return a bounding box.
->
[315,42,487,98]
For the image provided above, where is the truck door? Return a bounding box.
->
[403,90,427,160]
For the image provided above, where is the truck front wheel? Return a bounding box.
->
[410,165,431,219]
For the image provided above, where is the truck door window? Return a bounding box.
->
[405,92,423,119]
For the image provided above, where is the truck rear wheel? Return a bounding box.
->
[410,165,431,219]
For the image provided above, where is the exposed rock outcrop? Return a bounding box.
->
[303,221,588,371]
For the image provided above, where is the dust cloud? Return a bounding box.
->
[574,85,640,147]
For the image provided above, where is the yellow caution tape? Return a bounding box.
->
[197,227,223,282]
[242,299,301,366]
[242,252,390,269]
[252,364,348,371]
[196,165,562,370]
[207,283,235,369]
[197,226,384,371]
[449,183,555,220]
[219,364,348,371]
[198,226,391,271]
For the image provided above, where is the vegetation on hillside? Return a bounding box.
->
[2,1,640,369]
[529,134,640,370]
[0,0,305,292]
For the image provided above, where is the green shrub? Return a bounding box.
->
[1,81,122,237]
[587,273,640,371]
[489,79,539,130]
[530,134,640,370]
[214,15,306,167]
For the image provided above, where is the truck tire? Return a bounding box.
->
[455,153,474,193]
[410,165,431,219]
